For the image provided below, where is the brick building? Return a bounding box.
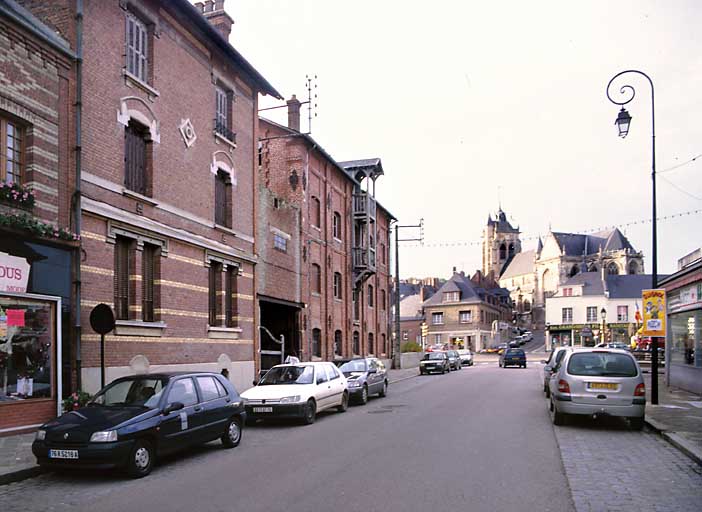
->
[257,103,394,368]
[72,0,279,393]
[423,269,512,352]
[0,0,76,432]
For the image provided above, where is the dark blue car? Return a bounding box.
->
[32,372,245,478]
[499,348,527,368]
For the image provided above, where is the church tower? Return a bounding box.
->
[482,208,522,278]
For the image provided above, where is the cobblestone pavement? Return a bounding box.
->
[554,416,702,512]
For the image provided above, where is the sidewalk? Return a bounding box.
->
[0,367,423,486]
[643,371,702,466]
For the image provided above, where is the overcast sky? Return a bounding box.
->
[225,0,701,280]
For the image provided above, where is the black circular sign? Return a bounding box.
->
[90,303,115,335]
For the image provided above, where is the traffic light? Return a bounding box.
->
[420,322,428,338]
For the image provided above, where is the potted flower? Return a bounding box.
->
[62,390,92,412]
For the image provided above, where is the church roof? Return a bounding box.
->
[500,250,537,279]
[487,209,519,234]
[551,228,635,256]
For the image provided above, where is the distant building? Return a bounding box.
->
[545,271,654,350]
[482,207,645,330]
[422,270,512,352]
[398,280,441,348]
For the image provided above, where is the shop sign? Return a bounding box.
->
[642,289,666,337]
[581,327,593,337]
[0,251,30,293]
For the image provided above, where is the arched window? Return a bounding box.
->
[499,243,507,261]
[368,284,374,307]
[332,211,342,239]
[312,328,321,358]
[334,330,342,356]
[311,196,321,227]
[368,333,374,354]
[607,262,619,275]
[353,331,360,355]
[381,333,386,354]
[381,289,386,310]
[587,263,598,272]
[508,243,515,258]
[628,261,639,275]
[311,264,321,294]
[333,272,342,299]
[569,265,579,278]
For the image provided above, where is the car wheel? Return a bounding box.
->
[551,399,566,426]
[523,364,527,368]
[337,391,349,412]
[303,399,316,425]
[126,439,154,478]
[419,369,425,375]
[379,380,388,397]
[360,385,369,404]
[629,417,644,431]
[221,417,242,448]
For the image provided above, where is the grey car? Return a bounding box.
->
[446,350,462,371]
[541,347,571,397]
[419,352,450,375]
[334,358,388,404]
[548,348,646,430]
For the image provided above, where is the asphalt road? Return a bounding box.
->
[0,363,574,512]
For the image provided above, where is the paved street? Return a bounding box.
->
[1,360,701,512]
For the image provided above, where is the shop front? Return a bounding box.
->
[662,267,702,395]
[0,240,72,434]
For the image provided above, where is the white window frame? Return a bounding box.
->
[586,306,597,323]
[432,312,444,325]
[617,305,629,322]
[126,14,148,83]
[562,307,573,323]
[215,85,229,133]
[459,311,472,323]
[273,233,287,252]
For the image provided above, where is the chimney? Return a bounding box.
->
[287,95,301,131]
[198,0,234,41]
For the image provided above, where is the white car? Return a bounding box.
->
[456,349,474,366]
[241,362,348,425]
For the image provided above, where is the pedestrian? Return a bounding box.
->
[220,368,229,380]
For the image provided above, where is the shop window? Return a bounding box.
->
[208,261,223,326]
[0,116,24,184]
[215,169,232,228]
[225,265,238,328]
[114,236,134,320]
[0,297,56,402]
[669,310,701,366]
[312,328,321,358]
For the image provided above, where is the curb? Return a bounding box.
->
[388,371,419,385]
[645,418,702,467]
[0,465,44,487]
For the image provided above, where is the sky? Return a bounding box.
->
[221,0,702,280]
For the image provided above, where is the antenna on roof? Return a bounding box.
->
[305,74,318,135]
[497,185,502,210]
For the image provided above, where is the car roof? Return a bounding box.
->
[118,371,220,380]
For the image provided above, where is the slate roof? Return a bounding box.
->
[1,0,74,58]
[500,250,536,279]
[561,272,659,298]
[562,272,605,296]
[487,209,519,234]
[423,272,506,307]
[400,294,424,319]
[551,228,635,257]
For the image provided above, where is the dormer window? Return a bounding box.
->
[444,291,459,302]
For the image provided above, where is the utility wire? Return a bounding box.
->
[659,174,702,201]
[659,153,702,174]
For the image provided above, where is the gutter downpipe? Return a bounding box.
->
[72,0,84,389]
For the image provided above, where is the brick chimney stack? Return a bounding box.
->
[195,0,234,41]
[287,95,301,132]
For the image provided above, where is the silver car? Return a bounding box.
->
[548,348,646,430]
[541,347,571,397]
[457,349,474,366]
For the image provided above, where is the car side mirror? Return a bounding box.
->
[163,401,184,415]
[540,360,547,364]
[253,379,259,386]
[368,368,377,374]
[544,365,553,372]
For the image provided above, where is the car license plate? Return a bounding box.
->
[589,382,618,390]
[49,449,79,460]
[252,407,273,413]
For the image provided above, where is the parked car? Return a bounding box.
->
[509,340,520,348]
[548,348,645,430]
[523,331,533,342]
[446,350,462,371]
[541,347,571,397]
[457,349,474,366]
[496,343,509,354]
[595,342,630,351]
[242,362,348,425]
[334,357,388,404]
[419,352,450,375]
[499,348,527,368]
[32,372,244,478]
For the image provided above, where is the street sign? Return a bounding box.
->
[642,289,666,337]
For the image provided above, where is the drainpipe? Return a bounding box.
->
[72,0,84,389]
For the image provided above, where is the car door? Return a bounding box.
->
[158,377,204,454]
[325,364,346,407]
[367,358,381,394]
[314,365,331,410]
[194,375,231,442]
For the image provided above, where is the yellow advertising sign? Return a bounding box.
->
[642,289,666,337]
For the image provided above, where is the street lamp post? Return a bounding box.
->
[600,307,607,345]
[606,70,659,405]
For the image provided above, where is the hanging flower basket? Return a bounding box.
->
[0,181,35,211]
[0,212,79,242]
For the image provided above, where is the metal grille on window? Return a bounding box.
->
[142,244,156,322]
[225,266,238,328]
[114,237,131,320]
[1,118,23,183]
[209,262,222,326]
[126,14,148,82]
[125,121,147,195]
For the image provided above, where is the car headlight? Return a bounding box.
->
[348,381,361,388]
[35,429,46,441]
[279,395,301,404]
[90,430,118,443]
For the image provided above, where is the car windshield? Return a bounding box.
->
[506,349,524,356]
[567,353,637,377]
[336,360,367,373]
[457,350,470,355]
[90,377,167,408]
[259,365,314,385]
[424,352,445,360]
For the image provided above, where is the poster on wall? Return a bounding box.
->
[0,252,30,293]
[642,289,666,337]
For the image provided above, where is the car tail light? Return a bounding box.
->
[634,383,646,397]
[558,379,570,394]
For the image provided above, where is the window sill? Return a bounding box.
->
[123,70,160,99]
[215,132,237,150]
[214,223,236,236]
[208,326,242,339]
[333,237,342,244]
[311,292,321,297]
[123,188,158,206]
[114,320,166,337]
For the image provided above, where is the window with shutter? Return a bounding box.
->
[126,14,148,83]
[0,116,24,183]
[125,121,147,195]
[214,86,235,142]
[215,170,231,227]
[209,262,223,326]
[114,237,131,320]
[142,244,156,322]
[225,266,238,327]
